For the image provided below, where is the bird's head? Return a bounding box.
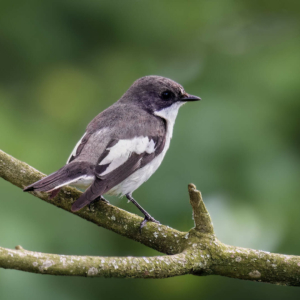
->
[120,76,201,114]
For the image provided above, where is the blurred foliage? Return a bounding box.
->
[1,1,300,299]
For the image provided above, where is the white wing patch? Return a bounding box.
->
[66,132,86,164]
[99,137,156,176]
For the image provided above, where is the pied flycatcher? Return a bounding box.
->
[24,76,201,228]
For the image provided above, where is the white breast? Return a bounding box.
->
[107,102,184,196]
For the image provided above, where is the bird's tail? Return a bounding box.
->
[23,161,95,193]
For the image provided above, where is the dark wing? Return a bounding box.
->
[96,135,165,184]
[71,136,165,211]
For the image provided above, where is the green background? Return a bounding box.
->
[1,1,300,299]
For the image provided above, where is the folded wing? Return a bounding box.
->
[71,136,164,211]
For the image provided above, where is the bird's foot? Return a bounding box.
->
[140,214,160,232]
[89,196,110,211]
[125,193,159,232]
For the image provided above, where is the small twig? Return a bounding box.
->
[188,184,214,235]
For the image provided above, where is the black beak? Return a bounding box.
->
[181,93,201,102]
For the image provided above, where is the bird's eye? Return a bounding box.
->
[161,90,175,100]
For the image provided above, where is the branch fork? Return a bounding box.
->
[1,149,300,285]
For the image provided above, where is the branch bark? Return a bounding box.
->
[0,246,194,278]
[1,149,300,285]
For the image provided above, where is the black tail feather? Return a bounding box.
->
[23,161,94,193]
[23,167,67,192]
[23,186,35,192]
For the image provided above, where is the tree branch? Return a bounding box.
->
[0,246,195,278]
[1,149,300,286]
[0,149,186,255]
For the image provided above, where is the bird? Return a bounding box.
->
[23,76,201,228]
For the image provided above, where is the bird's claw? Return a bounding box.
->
[139,215,160,232]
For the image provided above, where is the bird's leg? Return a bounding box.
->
[126,193,160,230]
[89,196,110,211]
